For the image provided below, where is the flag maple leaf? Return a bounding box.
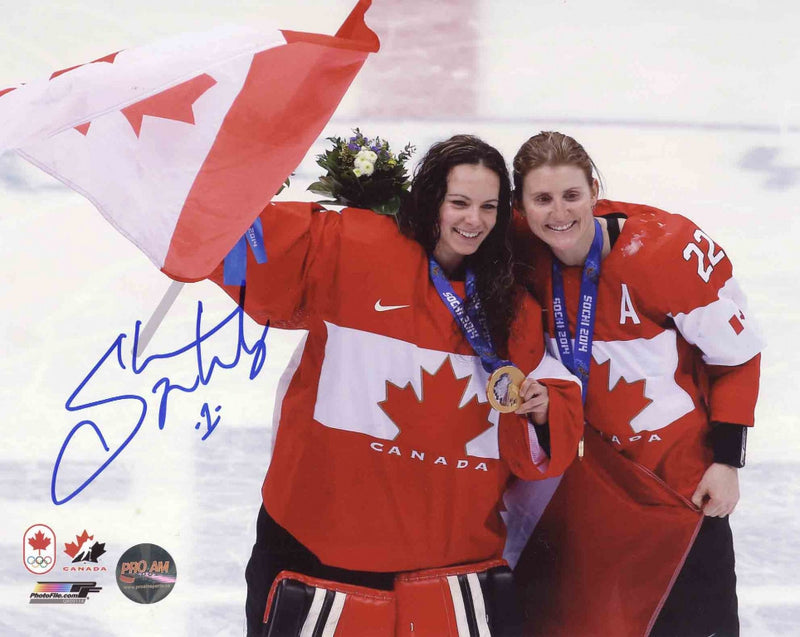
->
[74,72,217,137]
[587,358,652,436]
[120,73,217,137]
[28,530,51,553]
[379,357,493,456]
[64,530,93,558]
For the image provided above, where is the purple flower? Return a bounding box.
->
[348,142,360,151]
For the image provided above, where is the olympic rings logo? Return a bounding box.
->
[27,555,53,566]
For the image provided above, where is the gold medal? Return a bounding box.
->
[487,365,526,413]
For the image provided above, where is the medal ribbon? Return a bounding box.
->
[428,257,512,374]
[551,218,603,403]
[223,217,268,286]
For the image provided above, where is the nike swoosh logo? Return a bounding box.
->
[374,300,411,312]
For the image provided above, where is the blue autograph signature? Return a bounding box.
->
[51,301,269,505]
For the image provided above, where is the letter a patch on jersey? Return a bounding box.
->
[619,283,641,325]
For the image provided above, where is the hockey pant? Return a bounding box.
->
[261,559,522,636]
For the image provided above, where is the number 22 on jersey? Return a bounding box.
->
[682,229,725,282]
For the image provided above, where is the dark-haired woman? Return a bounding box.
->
[211,134,584,636]
[511,131,764,637]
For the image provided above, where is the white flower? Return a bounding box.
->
[354,160,374,177]
[353,149,377,177]
[356,149,378,162]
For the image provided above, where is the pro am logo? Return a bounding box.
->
[63,530,108,572]
[24,524,56,575]
[116,543,177,604]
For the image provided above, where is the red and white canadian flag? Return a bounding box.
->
[0,0,378,281]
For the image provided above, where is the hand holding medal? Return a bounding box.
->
[513,377,550,423]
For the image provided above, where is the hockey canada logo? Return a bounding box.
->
[63,530,108,572]
[24,524,56,575]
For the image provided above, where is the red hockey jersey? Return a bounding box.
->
[210,202,584,572]
[513,199,764,498]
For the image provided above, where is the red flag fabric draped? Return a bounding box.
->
[514,426,702,637]
[0,0,378,281]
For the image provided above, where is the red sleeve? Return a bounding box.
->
[207,201,343,326]
[499,378,583,481]
[500,293,584,480]
[705,353,761,427]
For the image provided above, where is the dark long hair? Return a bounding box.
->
[397,135,517,355]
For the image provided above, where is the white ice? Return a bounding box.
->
[0,1,798,635]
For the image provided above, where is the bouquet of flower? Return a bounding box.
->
[308,128,415,216]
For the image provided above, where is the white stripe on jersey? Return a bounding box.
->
[527,350,582,388]
[669,277,764,366]
[314,321,501,459]
[591,330,695,433]
[547,329,696,434]
[271,331,309,451]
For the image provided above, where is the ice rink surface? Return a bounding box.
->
[0,0,798,634]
